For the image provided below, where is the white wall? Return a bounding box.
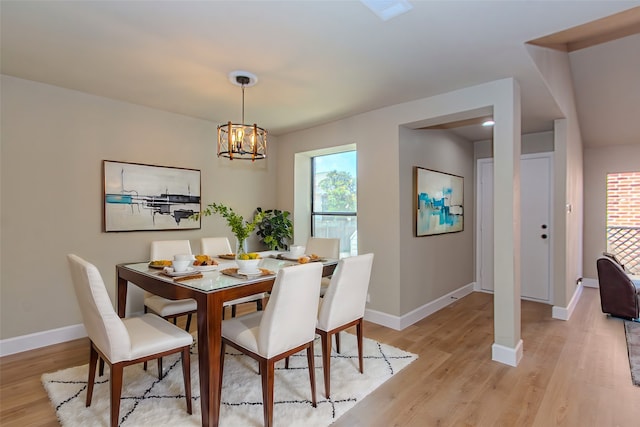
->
[399,128,475,313]
[475,131,554,159]
[583,144,640,280]
[0,75,279,341]
[2,75,529,362]
[276,111,404,316]
[526,45,585,308]
[276,78,521,346]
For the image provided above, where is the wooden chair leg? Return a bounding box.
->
[320,331,332,398]
[110,363,124,427]
[157,357,163,379]
[98,357,105,377]
[261,358,275,427]
[172,317,177,325]
[256,299,263,311]
[181,347,192,414]
[284,356,289,369]
[86,344,98,406]
[356,319,364,373]
[231,304,237,318]
[335,331,341,354]
[185,313,192,332]
[306,343,317,407]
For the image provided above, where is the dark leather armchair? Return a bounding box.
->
[596,256,640,320]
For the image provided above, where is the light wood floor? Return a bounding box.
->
[1,288,638,426]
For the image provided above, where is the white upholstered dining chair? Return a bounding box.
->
[67,254,193,427]
[144,240,198,377]
[316,253,374,398]
[219,262,323,427]
[145,239,197,330]
[200,237,266,318]
[305,236,340,296]
[305,236,340,259]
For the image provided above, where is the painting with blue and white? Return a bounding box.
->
[103,160,201,232]
[415,167,463,236]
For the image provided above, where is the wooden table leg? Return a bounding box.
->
[116,274,127,318]
[196,293,224,427]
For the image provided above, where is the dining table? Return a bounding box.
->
[116,253,337,427]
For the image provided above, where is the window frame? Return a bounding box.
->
[310,151,357,237]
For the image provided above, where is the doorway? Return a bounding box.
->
[476,152,553,303]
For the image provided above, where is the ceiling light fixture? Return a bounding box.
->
[482,119,495,127]
[360,0,413,21]
[217,71,267,161]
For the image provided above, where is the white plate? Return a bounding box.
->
[193,264,218,272]
[279,253,302,261]
[237,269,261,276]
[162,267,196,277]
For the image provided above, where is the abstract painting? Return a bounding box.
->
[103,160,201,232]
[415,167,463,236]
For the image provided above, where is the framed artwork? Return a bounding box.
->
[103,160,201,232]
[415,167,463,236]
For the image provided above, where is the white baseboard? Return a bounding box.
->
[364,308,402,330]
[582,277,599,288]
[3,284,473,355]
[0,323,87,357]
[552,282,583,321]
[364,282,475,331]
[492,339,523,367]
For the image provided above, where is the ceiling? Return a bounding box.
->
[1,1,639,147]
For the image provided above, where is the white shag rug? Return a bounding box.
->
[42,334,417,426]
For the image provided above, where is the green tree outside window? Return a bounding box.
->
[318,170,356,212]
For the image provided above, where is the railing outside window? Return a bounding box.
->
[607,226,640,274]
[312,214,357,256]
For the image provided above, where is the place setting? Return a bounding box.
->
[151,254,222,282]
[221,252,275,278]
[271,245,327,263]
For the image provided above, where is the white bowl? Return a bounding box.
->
[174,253,194,261]
[236,258,261,274]
[289,245,305,258]
[172,259,191,273]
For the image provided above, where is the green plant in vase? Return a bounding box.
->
[255,207,293,251]
[191,202,264,257]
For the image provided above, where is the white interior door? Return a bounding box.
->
[476,153,553,302]
[520,155,552,300]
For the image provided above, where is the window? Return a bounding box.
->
[606,171,640,274]
[311,151,357,256]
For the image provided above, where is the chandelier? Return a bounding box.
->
[217,71,267,161]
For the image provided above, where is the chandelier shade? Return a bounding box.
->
[217,72,267,161]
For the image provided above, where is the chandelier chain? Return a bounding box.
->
[241,84,245,125]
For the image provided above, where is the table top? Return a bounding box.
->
[119,254,337,293]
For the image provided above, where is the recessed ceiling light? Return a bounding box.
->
[482,119,495,127]
[360,0,413,21]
